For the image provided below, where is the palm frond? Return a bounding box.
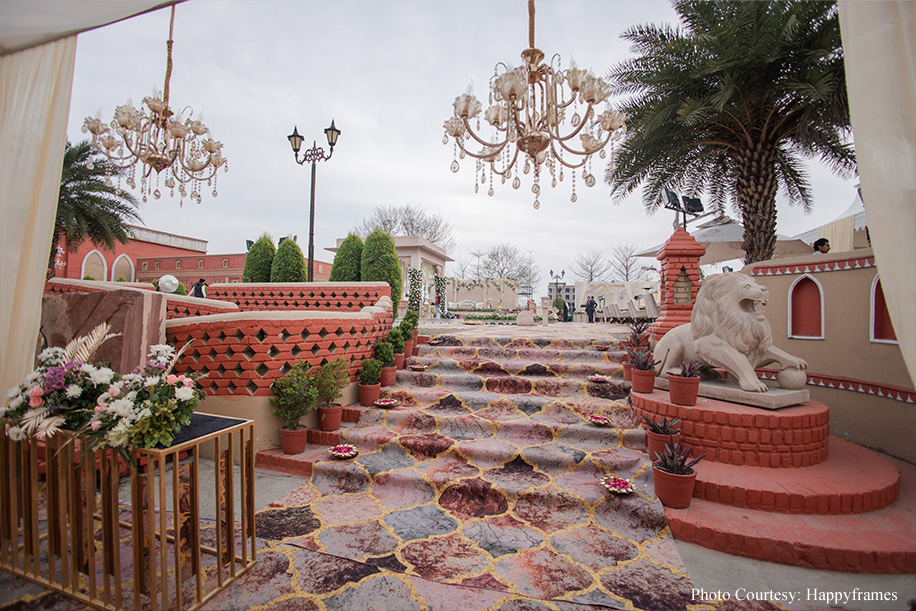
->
[35,415,67,440]
[164,340,194,375]
[64,322,120,363]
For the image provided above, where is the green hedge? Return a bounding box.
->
[271,238,307,282]
[242,235,275,282]
[329,233,363,282]
[361,230,402,305]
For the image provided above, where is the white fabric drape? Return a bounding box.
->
[838,1,916,388]
[0,36,77,398]
[817,216,855,253]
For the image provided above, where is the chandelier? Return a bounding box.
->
[443,0,626,209]
[81,5,227,206]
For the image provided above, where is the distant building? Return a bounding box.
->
[54,225,331,290]
[548,282,576,305]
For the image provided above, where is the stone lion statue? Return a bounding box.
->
[654,272,807,392]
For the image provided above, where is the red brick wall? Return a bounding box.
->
[650,227,705,342]
[57,238,203,281]
[207,282,392,313]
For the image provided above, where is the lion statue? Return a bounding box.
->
[653,272,807,392]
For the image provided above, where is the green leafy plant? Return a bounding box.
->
[269,362,317,430]
[676,361,702,378]
[361,230,402,305]
[374,341,395,368]
[242,235,275,282]
[653,437,705,475]
[386,328,405,354]
[628,348,660,371]
[639,414,681,435]
[313,358,350,408]
[358,358,382,385]
[82,275,96,281]
[270,237,307,282]
[329,233,363,282]
[173,282,188,296]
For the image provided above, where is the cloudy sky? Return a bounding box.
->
[65,0,858,293]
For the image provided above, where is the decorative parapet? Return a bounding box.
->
[750,254,875,276]
[207,282,392,313]
[757,368,915,404]
[165,297,394,397]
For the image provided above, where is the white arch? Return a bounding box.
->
[80,249,107,281]
[111,253,135,282]
[787,273,825,339]
[870,275,898,344]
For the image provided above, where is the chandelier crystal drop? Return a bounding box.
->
[81,5,227,205]
[443,0,625,208]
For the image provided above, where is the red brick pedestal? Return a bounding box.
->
[632,389,916,573]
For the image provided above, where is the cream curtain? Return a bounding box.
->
[838,1,916,388]
[0,36,77,398]
[817,216,855,253]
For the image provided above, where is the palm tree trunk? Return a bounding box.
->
[736,144,779,264]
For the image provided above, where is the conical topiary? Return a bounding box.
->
[242,235,275,282]
[329,233,363,282]
[361,230,402,305]
[270,238,307,282]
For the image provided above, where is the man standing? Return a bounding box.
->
[585,296,597,323]
[191,278,208,298]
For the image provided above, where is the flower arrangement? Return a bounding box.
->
[588,374,610,383]
[374,398,398,408]
[3,323,202,460]
[329,443,358,459]
[653,436,705,475]
[407,268,422,312]
[601,475,635,495]
[595,344,610,352]
[588,415,611,426]
[407,358,428,371]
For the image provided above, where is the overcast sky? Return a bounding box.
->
[65,0,858,294]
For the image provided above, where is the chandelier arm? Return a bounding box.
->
[549,101,596,143]
[552,127,612,159]
[548,142,589,170]
[460,117,509,151]
[455,137,509,161]
[490,146,520,176]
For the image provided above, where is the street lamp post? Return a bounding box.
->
[287,120,341,282]
[549,269,565,319]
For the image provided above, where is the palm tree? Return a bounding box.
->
[50,141,142,277]
[605,0,855,263]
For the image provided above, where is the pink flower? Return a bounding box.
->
[90,420,101,431]
[94,405,105,413]
[182,377,194,388]
[166,374,179,385]
[108,385,121,398]
[29,387,44,407]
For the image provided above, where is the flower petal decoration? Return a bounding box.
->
[588,415,610,427]
[329,444,358,460]
[601,475,635,495]
[588,374,610,383]
[374,398,398,408]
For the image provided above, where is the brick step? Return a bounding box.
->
[393,370,630,400]
[419,344,628,363]
[425,336,622,351]
[693,438,900,514]
[665,454,916,573]
[407,355,625,378]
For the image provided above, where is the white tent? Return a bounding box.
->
[793,191,869,252]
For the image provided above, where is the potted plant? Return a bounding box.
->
[668,361,702,406]
[358,358,383,406]
[628,348,660,393]
[640,414,682,460]
[403,310,420,350]
[387,328,406,369]
[399,319,415,362]
[652,436,705,508]
[313,357,350,432]
[376,341,397,387]
[269,362,317,454]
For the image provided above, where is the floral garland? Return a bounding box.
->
[3,324,203,461]
[434,275,448,312]
[407,268,422,312]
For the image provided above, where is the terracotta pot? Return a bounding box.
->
[413,329,419,343]
[652,465,697,509]
[630,369,657,393]
[380,366,397,387]
[622,362,632,382]
[394,353,405,369]
[279,427,308,455]
[668,374,700,406]
[318,404,343,432]
[402,341,414,366]
[645,429,682,461]
[358,383,381,407]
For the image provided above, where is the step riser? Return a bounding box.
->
[394,372,630,400]
[411,356,625,378]
[421,345,628,363]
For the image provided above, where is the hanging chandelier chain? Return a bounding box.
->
[528,0,536,49]
[162,5,176,112]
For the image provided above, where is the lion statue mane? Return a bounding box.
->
[653,272,806,392]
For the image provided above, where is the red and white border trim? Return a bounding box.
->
[757,369,915,404]
[751,255,875,277]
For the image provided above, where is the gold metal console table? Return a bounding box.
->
[0,413,256,611]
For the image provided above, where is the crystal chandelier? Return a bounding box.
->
[443,0,625,209]
[81,5,227,206]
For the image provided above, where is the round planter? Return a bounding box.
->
[622,362,632,382]
[668,374,700,406]
[652,465,697,509]
[645,429,682,461]
[380,366,397,387]
[630,369,657,393]
[358,383,381,407]
[279,427,308,455]
[318,404,343,432]
[394,353,405,369]
[402,341,414,366]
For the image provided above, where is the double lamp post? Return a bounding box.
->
[287,120,341,282]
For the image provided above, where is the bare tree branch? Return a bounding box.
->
[571,249,611,282]
[351,203,457,253]
[608,243,648,282]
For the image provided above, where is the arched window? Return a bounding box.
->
[112,254,134,282]
[788,274,824,339]
[80,250,107,281]
[871,277,897,343]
